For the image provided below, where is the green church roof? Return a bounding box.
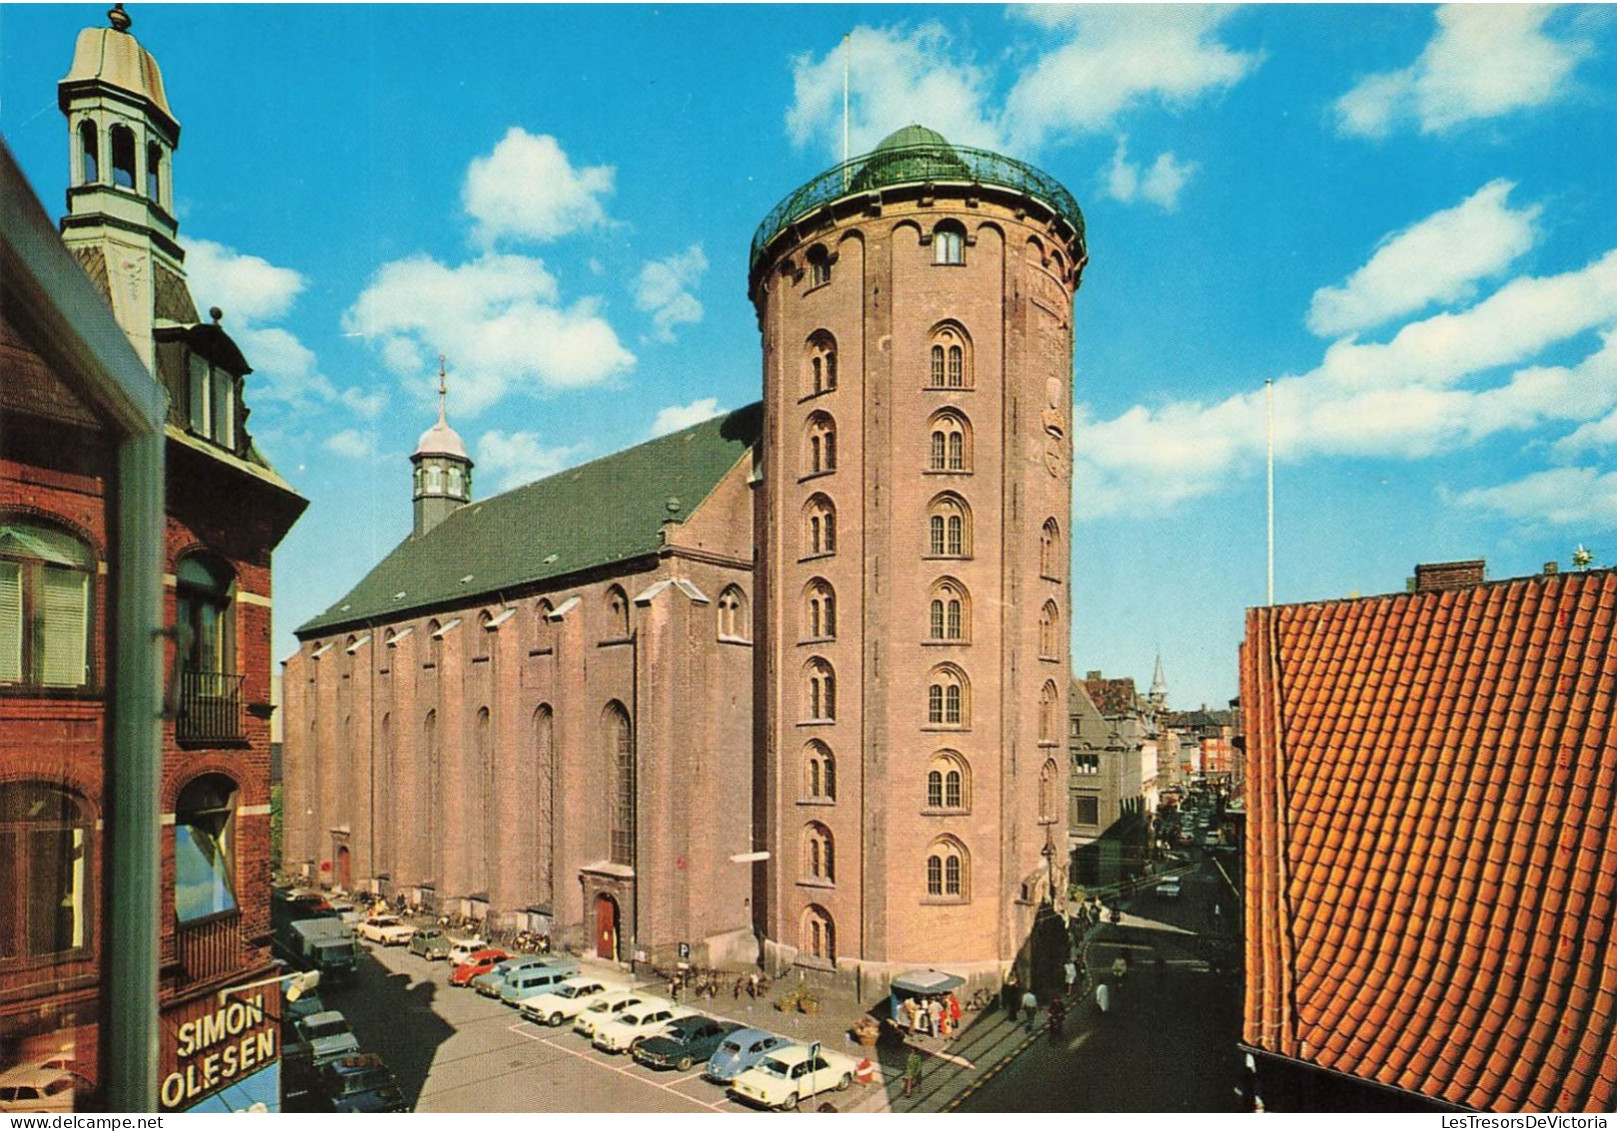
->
[297,403,762,637]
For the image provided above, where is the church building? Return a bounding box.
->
[284,125,1086,982]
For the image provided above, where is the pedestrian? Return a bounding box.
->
[904,1050,924,1098]
[1021,988,1038,1032]
[1095,981,1110,1014]
[1063,959,1077,997]
[927,997,943,1038]
[947,992,962,1036]
[734,975,744,1000]
[748,971,760,999]
[1003,972,1020,1021]
[904,996,920,1034]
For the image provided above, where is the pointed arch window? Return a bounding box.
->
[606,703,634,866]
[109,124,136,189]
[532,705,556,903]
[1040,758,1061,824]
[718,585,750,642]
[804,578,837,641]
[803,822,835,883]
[533,599,555,654]
[78,120,99,185]
[927,325,970,389]
[1040,518,1062,580]
[604,586,630,640]
[925,751,970,812]
[927,665,969,728]
[806,331,838,396]
[801,904,835,962]
[1039,601,1061,660]
[927,412,971,472]
[424,620,442,668]
[1039,680,1061,745]
[0,783,91,957]
[927,578,969,643]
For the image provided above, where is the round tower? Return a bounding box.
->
[750,126,1086,975]
[57,3,182,371]
[411,359,473,537]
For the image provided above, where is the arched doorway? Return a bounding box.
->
[336,844,351,892]
[594,894,620,961]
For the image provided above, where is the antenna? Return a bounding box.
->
[1266,378,1275,606]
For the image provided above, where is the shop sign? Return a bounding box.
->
[160,984,280,1111]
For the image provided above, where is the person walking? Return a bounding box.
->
[1063,959,1077,998]
[1021,988,1038,1032]
[1003,972,1020,1022]
[947,991,962,1037]
[927,997,944,1038]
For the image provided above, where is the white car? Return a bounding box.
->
[358,914,416,946]
[446,936,489,966]
[591,1000,694,1053]
[728,1043,859,1110]
[572,990,662,1039]
[0,1067,81,1113]
[520,976,630,1026]
[1156,877,1182,898]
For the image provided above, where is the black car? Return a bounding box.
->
[631,1016,741,1072]
[317,1054,408,1113]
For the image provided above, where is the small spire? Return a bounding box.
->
[436,354,449,426]
[108,3,131,32]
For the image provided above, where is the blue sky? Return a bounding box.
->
[5,4,1617,709]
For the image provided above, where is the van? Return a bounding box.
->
[499,958,582,1007]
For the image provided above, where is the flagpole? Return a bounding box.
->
[842,33,851,188]
[1266,378,1275,606]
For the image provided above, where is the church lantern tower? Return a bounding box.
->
[411,359,473,537]
[749,126,1087,975]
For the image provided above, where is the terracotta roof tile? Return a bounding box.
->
[1242,568,1617,1112]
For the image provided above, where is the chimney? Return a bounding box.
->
[1413,560,1486,592]
[1544,561,1560,576]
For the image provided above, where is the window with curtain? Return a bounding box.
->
[0,519,94,690]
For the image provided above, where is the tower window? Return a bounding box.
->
[806,413,837,475]
[186,354,238,452]
[926,665,969,727]
[806,332,838,396]
[805,578,836,641]
[934,224,965,265]
[146,141,163,203]
[927,412,971,472]
[807,246,832,288]
[927,579,968,642]
[78,120,99,185]
[805,495,837,557]
[925,751,970,812]
[109,125,136,190]
[927,495,971,558]
[927,325,972,390]
[925,837,969,900]
[805,658,836,721]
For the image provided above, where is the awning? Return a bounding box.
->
[891,969,966,995]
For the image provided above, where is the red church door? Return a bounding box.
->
[337,844,351,892]
[595,895,618,961]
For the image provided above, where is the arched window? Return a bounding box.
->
[933,221,965,266]
[1040,680,1060,744]
[801,904,836,963]
[805,658,836,721]
[604,586,630,640]
[806,331,838,396]
[807,245,832,288]
[804,741,836,801]
[532,706,556,903]
[927,665,969,728]
[174,774,239,922]
[0,783,91,957]
[0,518,95,689]
[927,324,970,389]
[109,124,135,189]
[805,495,837,557]
[718,586,749,641]
[927,579,968,642]
[925,751,970,812]
[1039,601,1061,659]
[424,620,442,667]
[804,578,836,641]
[925,837,969,900]
[78,120,99,185]
[927,411,971,472]
[476,707,494,887]
[146,141,163,202]
[927,495,971,558]
[1040,758,1061,823]
[475,611,494,660]
[533,599,555,653]
[803,822,835,883]
[606,703,634,866]
[174,554,237,740]
[806,412,837,475]
[424,710,442,877]
[1040,518,1062,580]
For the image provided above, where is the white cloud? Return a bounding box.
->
[475,429,592,493]
[322,429,377,460]
[1102,136,1196,210]
[1307,180,1540,337]
[1004,6,1260,152]
[463,128,615,248]
[649,397,725,438]
[787,24,1001,157]
[183,238,304,322]
[1076,240,1617,519]
[1455,467,1617,530]
[344,253,635,415]
[1334,6,1592,137]
[635,246,708,343]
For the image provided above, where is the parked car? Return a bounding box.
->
[470,954,553,997]
[316,1054,408,1113]
[446,936,490,966]
[1156,877,1182,898]
[293,1011,361,1066]
[358,914,416,946]
[704,1028,793,1084]
[518,976,631,1027]
[449,949,510,987]
[632,1016,740,1072]
[499,959,582,1006]
[591,999,693,1053]
[728,1043,859,1110]
[572,990,662,1040]
[409,927,451,961]
[284,991,329,1033]
[0,1067,83,1113]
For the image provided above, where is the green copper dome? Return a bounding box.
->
[849,124,972,192]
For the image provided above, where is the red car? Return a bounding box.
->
[449,948,510,987]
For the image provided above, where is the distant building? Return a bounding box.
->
[1067,673,1152,890]
[1241,560,1617,1112]
[1,8,304,1112]
[283,125,1088,980]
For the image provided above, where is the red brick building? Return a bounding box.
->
[1241,560,1617,1111]
[0,9,304,1111]
[285,126,1085,983]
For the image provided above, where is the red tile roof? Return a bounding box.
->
[1242,568,1617,1112]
